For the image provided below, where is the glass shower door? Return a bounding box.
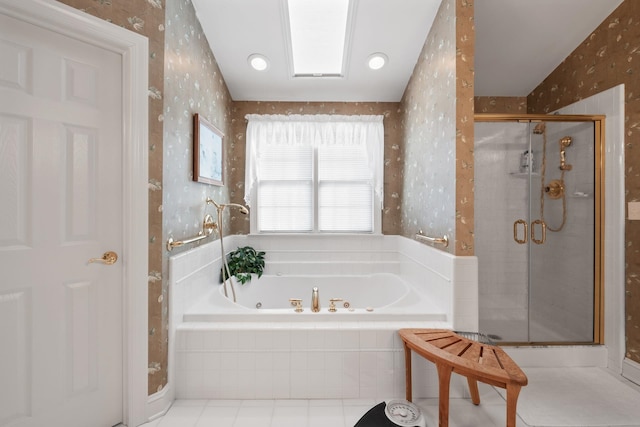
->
[528,120,596,343]
[475,121,532,342]
[475,117,601,344]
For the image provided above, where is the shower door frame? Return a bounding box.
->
[475,114,605,345]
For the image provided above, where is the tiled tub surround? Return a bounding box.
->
[169,235,478,400]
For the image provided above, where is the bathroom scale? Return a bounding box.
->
[354,400,427,427]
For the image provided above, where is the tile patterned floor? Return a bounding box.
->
[141,369,640,427]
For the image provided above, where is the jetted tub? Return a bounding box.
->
[183,273,447,322]
[170,234,477,400]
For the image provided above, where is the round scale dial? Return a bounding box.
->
[384,400,426,427]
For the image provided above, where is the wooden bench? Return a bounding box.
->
[399,329,527,427]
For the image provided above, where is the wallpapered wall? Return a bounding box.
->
[399,0,457,253]
[475,96,527,114]
[526,0,640,364]
[229,102,403,235]
[455,0,475,256]
[160,0,233,393]
[54,0,168,394]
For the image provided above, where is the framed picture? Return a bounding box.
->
[193,113,224,186]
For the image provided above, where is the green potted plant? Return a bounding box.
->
[220,246,266,285]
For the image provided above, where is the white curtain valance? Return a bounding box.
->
[245,114,383,123]
[244,114,384,206]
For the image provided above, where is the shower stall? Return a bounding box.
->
[474,115,605,344]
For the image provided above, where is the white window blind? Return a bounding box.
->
[245,114,383,233]
[257,146,313,232]
[318,145,373,231]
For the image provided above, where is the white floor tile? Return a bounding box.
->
[342,405,375,426]
[233,406,274,427]
[240,399,276,407]
[308,405,346,427]
[274,399,309,407]
[271,406,309,427]
[156,405,203,427]
[194,406,238,427]
[207,399,243,407]
[148,368,640,427]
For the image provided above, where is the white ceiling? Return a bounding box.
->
[474,0,623,97]
[192,0,624,102]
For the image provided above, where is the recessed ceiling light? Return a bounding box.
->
[248,54,269,71]
[367,53,388,70]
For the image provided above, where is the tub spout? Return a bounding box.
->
[311,287,320,312]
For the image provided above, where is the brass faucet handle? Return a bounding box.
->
[328,298,343,312]
[289,298,303,312]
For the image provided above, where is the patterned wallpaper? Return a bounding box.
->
[475,96,527,114]
[455,0,475,256]
[160,0,233,393]
[54,0,167,394]
[526,0,640,364]
[399,0,457,253]
[229,102,403,235]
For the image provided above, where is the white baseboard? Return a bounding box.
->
[504,346,608,368]
[145,385,173,423]
[623,357,640,386]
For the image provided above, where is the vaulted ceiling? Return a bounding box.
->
[192,0,624,102]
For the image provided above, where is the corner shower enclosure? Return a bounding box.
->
[474,115,604,344]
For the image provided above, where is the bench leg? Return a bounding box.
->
[403,341,412,402]
[467,377,480,405]
[436,363,453,427]
[505,383,522,427]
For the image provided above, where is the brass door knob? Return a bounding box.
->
[88,251,118,265]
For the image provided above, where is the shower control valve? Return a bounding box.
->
[328,298,343,312]
[545,179,564,199]
[289,298,303,313]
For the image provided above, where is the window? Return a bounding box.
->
[245,114,383,233]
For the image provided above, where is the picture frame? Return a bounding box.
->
[193,113,224,186]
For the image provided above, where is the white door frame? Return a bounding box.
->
[0,0,149,426]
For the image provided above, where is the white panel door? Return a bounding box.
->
[0,11,123,427]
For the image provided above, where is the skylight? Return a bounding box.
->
[286,0,350,76]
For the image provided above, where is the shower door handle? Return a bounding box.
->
[531,219,546,245]
[513,219,528,244]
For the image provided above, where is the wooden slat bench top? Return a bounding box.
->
[399,328,527,388]
[399,328,528,427]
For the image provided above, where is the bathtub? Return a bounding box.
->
[169,234,478,400]
[184,273,447,322]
